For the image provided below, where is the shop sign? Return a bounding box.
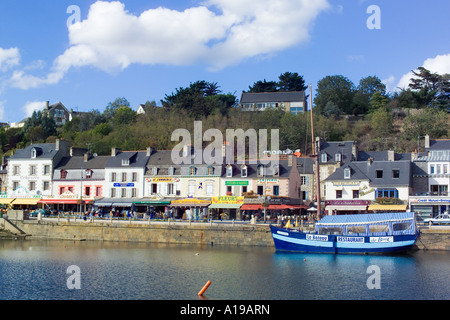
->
[171,198,211,205]
[113,183,135,187]
[211,196,244,204]
[410,198,450,204]
[59,191,78,199]
[257,178,279,184]
[325,200,371,206]
[332,181,361,187]
[152,178,174,183]
[225,181,249,186]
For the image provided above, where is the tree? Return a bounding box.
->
[353,76,387,114]
[247,79,278,93]
[369,91,390,113]
[370,107,393,137]
[402,108,448,140]
[407,67,450,110]
[104,97,130,121]
[314,75,355,115]
[113,107,137,126]
[278,72,308,92]
[22,110,57,143]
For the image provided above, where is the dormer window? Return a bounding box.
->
[122,159,130,166]
[189,166,197,176]
[273,164,279,177]
[321,153,327,163]
[226,165,233,177]
[152,167,158,176]
[241,165,248,177]
[207,166,214,176]
[335,153,342,162]
[344,168,351,179]
[60,170,67,179]
[257,164,264,177]
[31,148,37,159]
[85,169,93,179]
[169,167,175,176]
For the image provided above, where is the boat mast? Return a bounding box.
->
[310,84,322,220]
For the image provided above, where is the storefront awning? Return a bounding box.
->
[325,205,368,212]
[267,204,309,210]
[170,199,211,207]
[0,198,14,205]
[38,199,83,205]
[241,204,263,211]
[209,203,242,209]
[368,204,407,211]
[134,200,171,206]
[12,198,41,205]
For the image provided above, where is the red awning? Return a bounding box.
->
[38,199,86,205]
[267,204,309,210]
[241,204,263,210]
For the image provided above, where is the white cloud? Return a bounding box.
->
[9,0,330,89]
[22,101,47,117]
[0,47,20,72]
[382,75,396,92]
[0,101,5,121]
[396,53,450,90]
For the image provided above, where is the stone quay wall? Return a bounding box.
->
[6,219,450,251]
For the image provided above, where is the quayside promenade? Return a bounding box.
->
[1,211,449,251]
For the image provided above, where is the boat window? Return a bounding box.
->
[347,226,366,234]
[393,222,412,231]
[318,227,343,235]
[369,224,389,233]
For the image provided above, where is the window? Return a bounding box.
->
[226,165,232,177]
[43,181,50,191]
[131,188,137,198]
[151,184,157,194]
[273,185,280,196]
[344,168,351,179]
[132,172,137,182]
[242,186,248,194]
[444,164,448,174]
[208,166,214,176]
[60,187,65,195]
[30,166,37,175]
[301,176,308,185]
[189,167,197,176]
[68,187,73,193]
[121,188,127,198]
[430,165,435,174]
[335,153,342,162]
[13,166,20,175]
[29,181,36,191]
[122,172,127,182]
[111,188,116,198]
[392,170,400,179]
[257,165,264,177]
[436,164,441,174]
[273,165,279,177]
[168,184,174,195]
[111,172,116,182]
[13,182,19,191]
[152,167,157,175]
[241,165,247,177]
[321,153,327,163]
[376,189,399,198]
[169,167,175,175]
[61,170,67,179]
[376,170,383,178]
[85,187,91,196]
[336,190,343,199]
[353,190,359,199]
[257,185,264,195]
[122,159,130,166]
[31,148,37,159]
[188,181,195,196]
[85,169,93,179]
[44,165,50,175]
[206,183,213,196]
[96,187,102,197]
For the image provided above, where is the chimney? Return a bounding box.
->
[46,101,50,110]
[424,135,430,149]
[55,139,60,151]
[111,148,120,157]
[388,150,395,161]
[146,147,154,157]
[411,151,418,162]
[367,157,373,165]
[352,142,358,160]
[84,153,90,162]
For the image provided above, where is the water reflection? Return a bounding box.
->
[0,240,449,300]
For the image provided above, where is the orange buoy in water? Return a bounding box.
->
[198,280,212,296]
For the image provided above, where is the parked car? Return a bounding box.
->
[424,213,450,225]
[29,209,49,217]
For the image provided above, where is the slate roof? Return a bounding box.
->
[106,151,150,168]
[428,139,450,150]
[10,143,62,160]
[318,140,355,164]
[55,155,110,170]
[325,160,411,187]
[240,91,306,104]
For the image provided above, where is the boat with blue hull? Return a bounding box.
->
[270,212,420,254]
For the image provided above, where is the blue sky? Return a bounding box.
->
[0,0,449,124]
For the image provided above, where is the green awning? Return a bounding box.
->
[134,200,171,205]
[209,203,242,209]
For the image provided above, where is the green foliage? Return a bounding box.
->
[247,72,307,93]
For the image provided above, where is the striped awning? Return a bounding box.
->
[368,204,407,211]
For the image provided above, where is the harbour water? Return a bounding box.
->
[0,239,449,301]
